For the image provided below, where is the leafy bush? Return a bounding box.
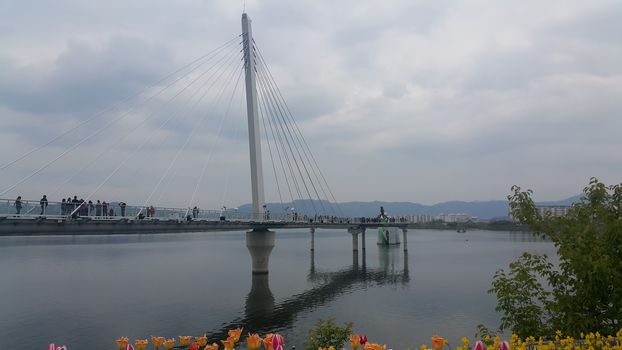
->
[490,178,622,338]
[304,318,353,350]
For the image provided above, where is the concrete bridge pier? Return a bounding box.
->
[347,227,364,252]
[402,228,408,251]
[310,227,315,251]
[246,228,275,274]
[361,228,366,251]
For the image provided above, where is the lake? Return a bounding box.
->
[0,229,555,349]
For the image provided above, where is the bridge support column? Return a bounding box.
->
[348,227,364,252]
[246,229,275,274]
[361,228,366,251]
[402,228,408,251]
[310,227,315,251]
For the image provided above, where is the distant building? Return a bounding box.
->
[436,213,473,223]
[537,205,571,217]
[407,214,435,223]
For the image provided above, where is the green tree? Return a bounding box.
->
[489,178,622,338]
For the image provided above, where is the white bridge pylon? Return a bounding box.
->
[242,13,265,222]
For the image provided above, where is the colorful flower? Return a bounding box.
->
[151,336,165,349]
[49,344,68,350]
[247,333,263,350]
[189,342,200,350]
[228,327,244,343]
[204,342,219,350]
[473,340,485,350]
[264,333,275,350]
[272,333,284,350]
[116,337,129,350]
[432,336,446,350]
[350,334,362,350]
[163,338,176,350]
[197,335,209,347]
[222,336,236,350]
[364,343,386,350]
[134,339,148,350]
[499,341,509,350]
[360,335,368,346]
[180,336,194,346]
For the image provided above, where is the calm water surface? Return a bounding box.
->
[0,229,554,349]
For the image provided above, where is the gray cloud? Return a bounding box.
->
[1,0,621,209]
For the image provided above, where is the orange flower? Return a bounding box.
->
[189,342,200,350]
[350,334,361,350]
[264,334,274,350]
[116,337,129,350]
[228,327,244,343]
[363,343,386,350]
[247,333,263,350]
[204,342,219,350]
[432,336,447,350]
[163,338,176,350]
[222,336,236,350]
[135,339,149,350]
[151,336,165,349]
[197,335,209,347]
[180,336,194,346]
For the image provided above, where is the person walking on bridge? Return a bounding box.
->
[14,196,22,215]
[40,195,48,215]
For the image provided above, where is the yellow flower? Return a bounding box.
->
[229,327,244,343]
[247,333,263,350]
[180,336,193,346]
[135,339,148,350]
[197,335,209,347]
[116,336,129,350]
[350,334,361,350]
[163,338,176,350]
[329,346,335,350]
[151,336,165,349]
[432,335,447,350]
[421,344,428,350]
[222,336,237,350]
[461,337,469,347]
[363,342,386,350]
[204,342,219,350]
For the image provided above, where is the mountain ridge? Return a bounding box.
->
[237,195,582,220]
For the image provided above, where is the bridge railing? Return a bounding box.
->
[0,198,305,222]
[0,198,415,224]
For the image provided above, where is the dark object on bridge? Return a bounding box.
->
[186,215,192,222]
[137,213,145,220]
[220,215,226,221]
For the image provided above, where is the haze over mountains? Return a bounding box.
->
[239,195,582,220]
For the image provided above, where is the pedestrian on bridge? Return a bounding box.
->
[39,195,48,215]
[119,202,126,217]
[14,196,22,215]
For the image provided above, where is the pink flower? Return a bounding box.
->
[360,335,368,346]
[500,341,510,350]
[49,345,68,350]
[473,341,485,350]
[272,333,284,350]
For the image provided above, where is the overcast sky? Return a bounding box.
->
[1,0,621,210]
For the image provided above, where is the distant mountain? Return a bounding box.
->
[237,195,582,220]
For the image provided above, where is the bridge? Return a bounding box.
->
[0,13,410,274]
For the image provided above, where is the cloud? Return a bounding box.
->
[1,0,621,209]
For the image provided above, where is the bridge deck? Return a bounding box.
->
[0,216,409,236]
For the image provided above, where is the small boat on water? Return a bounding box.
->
[457,228,466,233]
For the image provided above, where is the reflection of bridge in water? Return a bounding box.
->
[204,247,409,341]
